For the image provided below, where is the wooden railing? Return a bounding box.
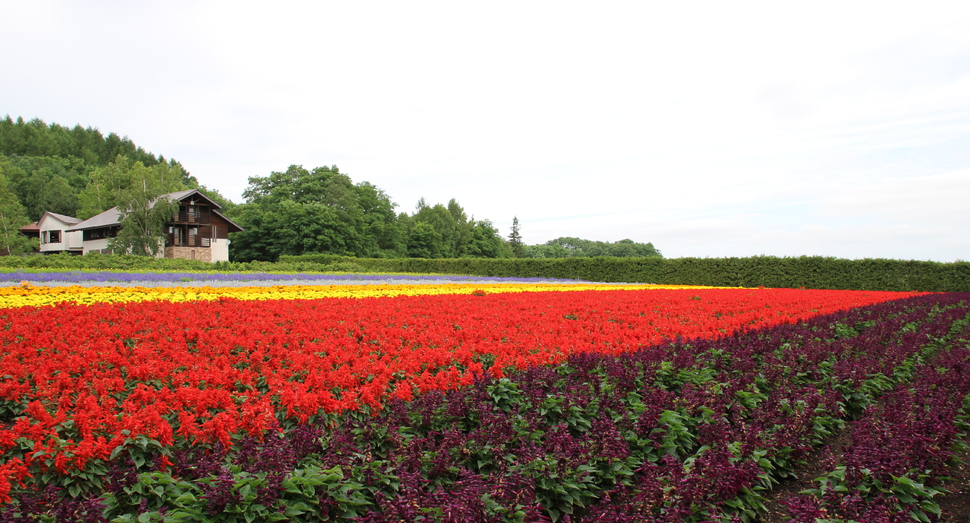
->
[174,209,212,224]
[166,235,212,248]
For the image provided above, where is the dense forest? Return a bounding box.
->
[0,116,661,262]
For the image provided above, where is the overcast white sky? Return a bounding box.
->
[2,1,968,261]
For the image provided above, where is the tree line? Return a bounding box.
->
[229,165,509,261]
[526,237,661,258]
[1,116,662,261]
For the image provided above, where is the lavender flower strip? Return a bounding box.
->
[0,270,607,287]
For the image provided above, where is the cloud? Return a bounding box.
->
[823,169,970,223]
[3,1,970,262]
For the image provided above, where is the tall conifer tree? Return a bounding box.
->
[508,216,524,258]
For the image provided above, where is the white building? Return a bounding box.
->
[37,212,84,255]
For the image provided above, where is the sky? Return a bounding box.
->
[2,1,969,262]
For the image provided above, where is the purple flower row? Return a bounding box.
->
[784,312,970,522]
[0,270,588,285]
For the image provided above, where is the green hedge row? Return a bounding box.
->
[278,254,970,292]
[2,253,967,292]
[0,253,332,274]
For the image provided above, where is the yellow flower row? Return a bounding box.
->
[0,282,720,309]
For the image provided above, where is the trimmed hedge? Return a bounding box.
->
[278,254,970,292]
[2,253,967,292]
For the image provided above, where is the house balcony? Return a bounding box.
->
[173,210,212,225]
[166,234,212,248]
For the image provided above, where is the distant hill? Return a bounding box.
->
[0,116,199,222]
[0,115,232,222]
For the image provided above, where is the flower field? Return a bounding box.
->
[1,274,968,522]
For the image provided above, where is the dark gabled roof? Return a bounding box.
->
[167,189,243,232]
[165,189,216,207]
[212,210,244,233]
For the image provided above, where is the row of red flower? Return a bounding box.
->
[0,287,917,504]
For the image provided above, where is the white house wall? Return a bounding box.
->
[66,230,83,251]
[39,235,67,254]
[210,238,230,262]
[81,238,111,255]
[38,215,82,254]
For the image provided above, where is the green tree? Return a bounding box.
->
[0,173,34,255]
[77,155,134,218]
[109,160,187,256]
[69,124,102,165]
[355,181,404,256]
[231,165,404,261]
[410,200,458,258]
[195,184,236,214]
[1,116,195,222]
[508,216,524,258]
[608,238,661,257]
[3,156,81,220]
[23,118,59,157]
[402,198,496,258]
[527,237,662,258]
[465,219,508,258]
[225,205,274,262]
[0,116,28,155]
[406,222,443,258]
[0,154,28,208]
[39,176,79,218]
[446,199,473,256]
[524,243,571,258]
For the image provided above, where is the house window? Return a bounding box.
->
[83,228,115,241]
[48,230,61,243]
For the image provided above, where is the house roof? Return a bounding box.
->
[160,189,233,209]
[166,189,206,204]
[65,190,243,233]
[20,221,40,233]
[212,210,244,233]
[66,207,122,232]
[39,212,83,226]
